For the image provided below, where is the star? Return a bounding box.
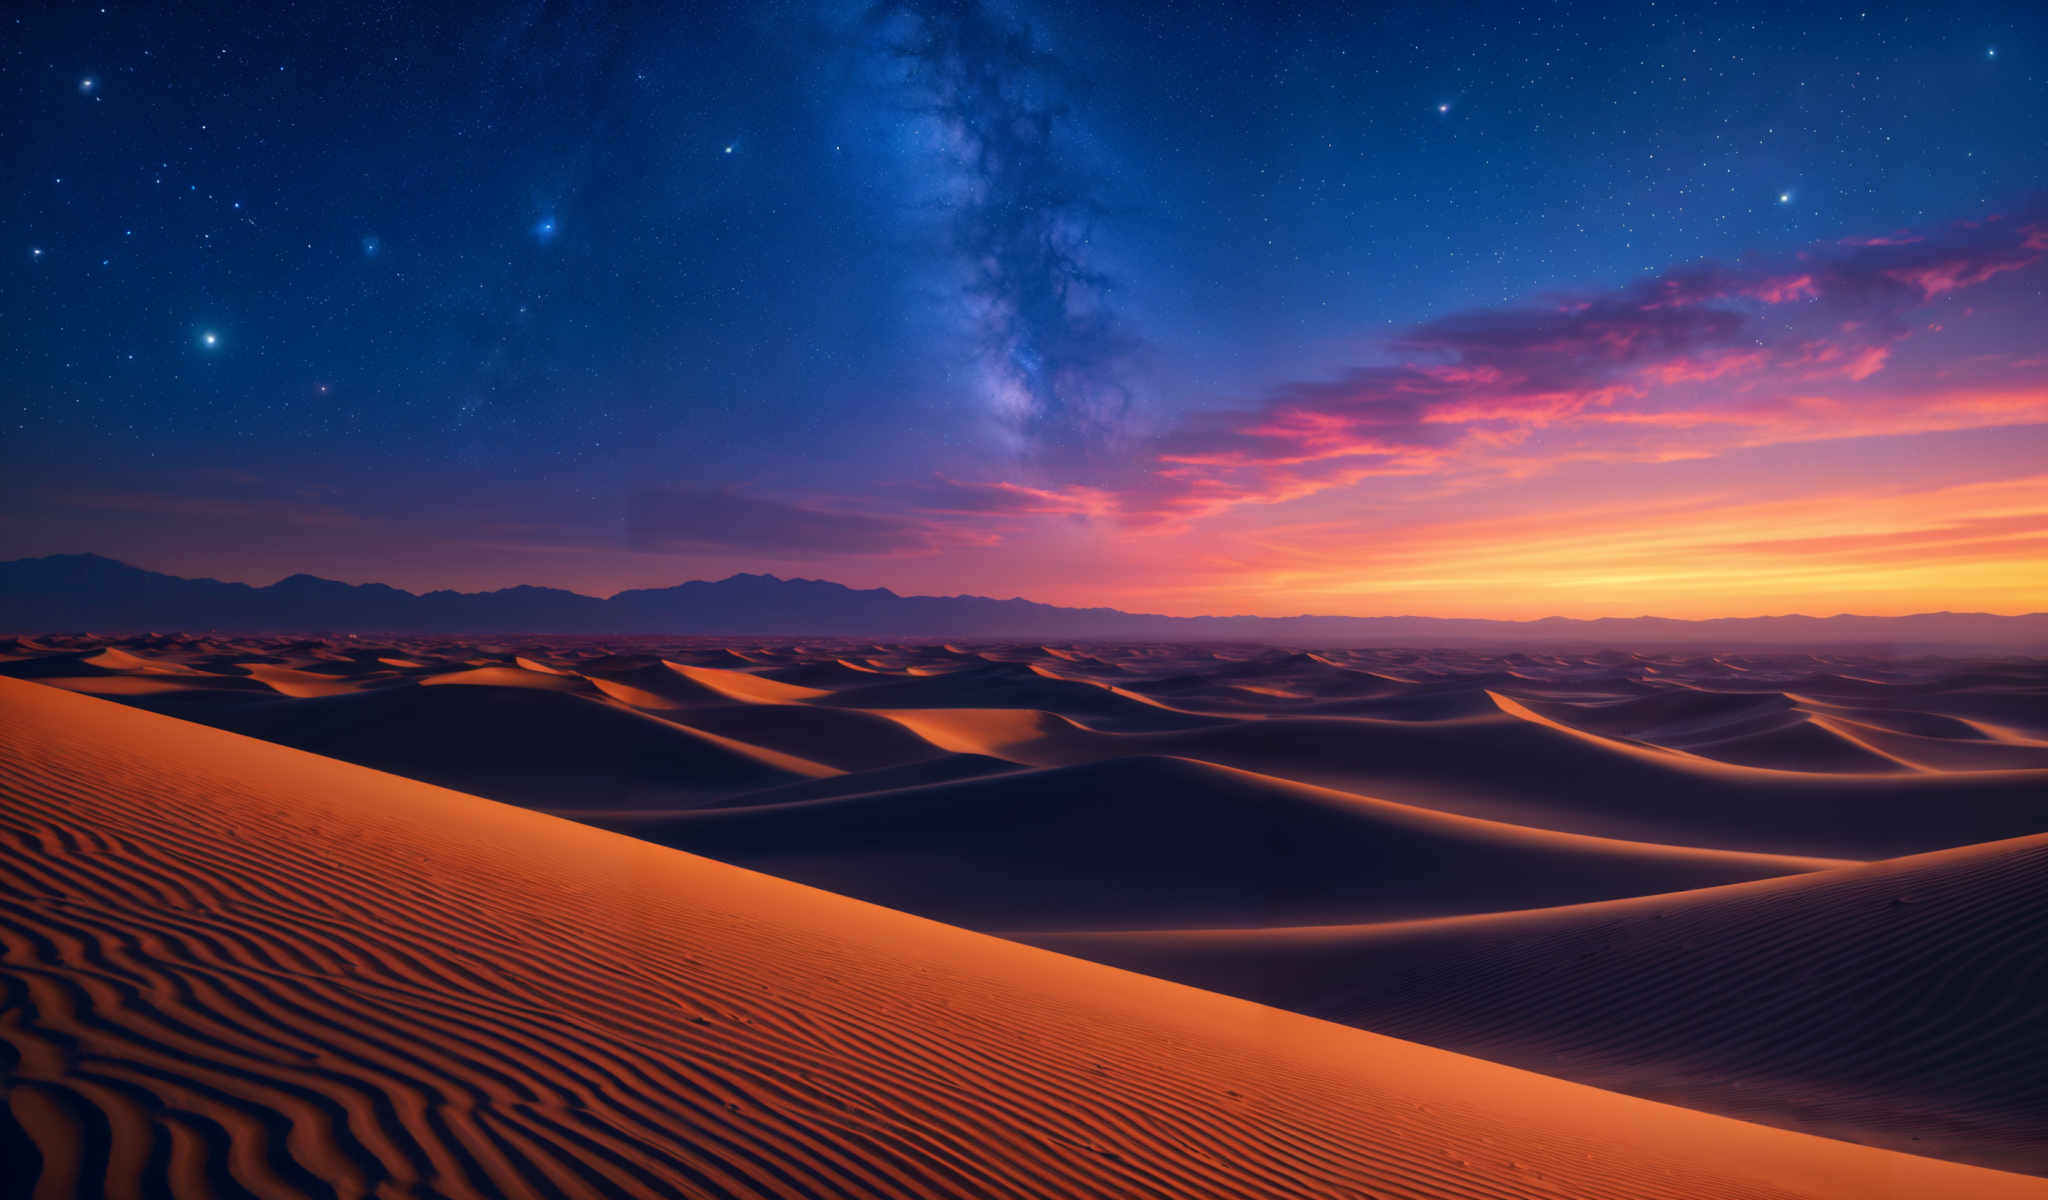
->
[29,248,42,260]
[80,78,96,93]
[1777,192,1791,204]
[1987,47,1997,59]
[1436,103,1449,114]
[534,217,558,241]
[724,144,735,154]
[201,331,219,349]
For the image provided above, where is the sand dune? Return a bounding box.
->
[1118,651,1413,711]
[944,697,2048,858]
[753,657,893,688]
[575,658,823,708]
[11,632,2043,1190]
[663,660,828,704]
[1284,687,1507,719]
[1799,711,2048,771]
[695,752,1024,808]
[1517,687,1798,739]
[819,662,1218,731]
[235,661,384,698]
[419,663,609,693]
[35,635,2045,862]
[865,705,1088,757]
[630,755,1842,930]
[1521,686,2048,772]
[1674,714,1919,773]
[1,648,260,688]
[14,672,275,698]
[5,676,2041,1200]
[1031,833,2048,1174]
[655,703,954,773]
[143,682,835,810]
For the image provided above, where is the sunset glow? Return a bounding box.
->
[7,5,2044,621]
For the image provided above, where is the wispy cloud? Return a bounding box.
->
[896,476,1116,517]
[628,487,991,556]
[1056,205,2048,527]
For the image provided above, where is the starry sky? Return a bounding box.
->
[6,0,2046,618]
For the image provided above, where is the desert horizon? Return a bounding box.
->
[8,0,2046,1195]
[6,552,2048,649]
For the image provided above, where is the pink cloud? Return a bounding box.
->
[903,478,1117,518]
[1842,346,1892,382]
[902,206,2046,537]
[1751,274,1819,303]
[1640,349,1769,385]
[1082,207,2047,524]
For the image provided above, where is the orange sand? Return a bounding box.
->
[6,675,2044,1198]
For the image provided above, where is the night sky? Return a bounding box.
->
[6,1,2046,618]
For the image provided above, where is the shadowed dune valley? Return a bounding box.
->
[4,632,2047,1198]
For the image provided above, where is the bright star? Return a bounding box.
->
[1437,103,1449,114]
[30,248,42,259]
[201,331,219,348]
[534,217,558,241]
[724,144,734,154]
[1987,47,1997,58]
[80,77,96,93]
[1778,192,1791,204]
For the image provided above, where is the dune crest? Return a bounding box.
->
[631,754,1846,929]
[1032,832,2048,1173]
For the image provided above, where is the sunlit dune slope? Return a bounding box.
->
[573,658,824,709]
[630,755,1841,930]
[3,676,2042,1200]
[1032,832,2048,1175]
[818,663,1218,731]
[628,702,954,773]
[235,661,382,698]
[418,664,608,693]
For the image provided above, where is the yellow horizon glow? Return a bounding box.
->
[1097,473,2048,621]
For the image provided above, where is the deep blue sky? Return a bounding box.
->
[5,1,2045,611]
